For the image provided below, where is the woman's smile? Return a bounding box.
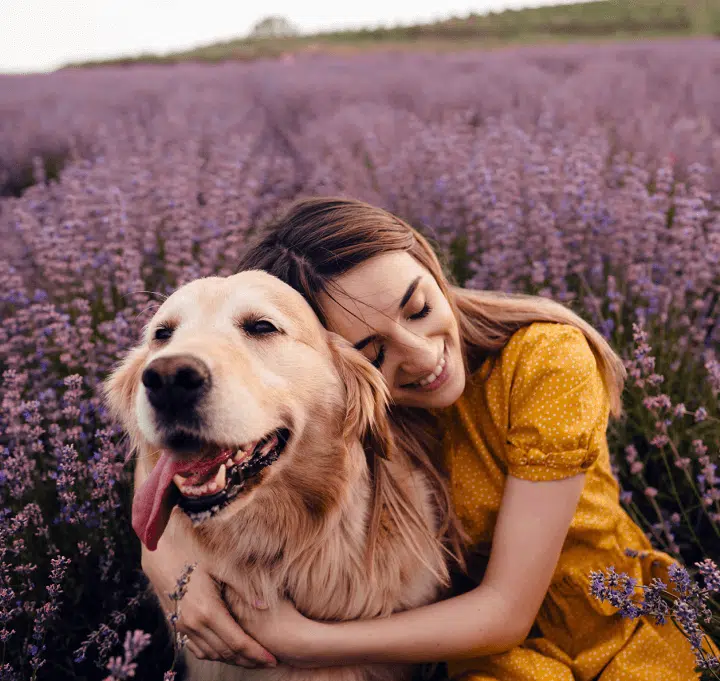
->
[399,341,449,392]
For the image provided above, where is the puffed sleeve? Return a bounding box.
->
[503,323,610,482]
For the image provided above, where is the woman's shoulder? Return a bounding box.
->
[506,321,590,352]
[472,321,598,386]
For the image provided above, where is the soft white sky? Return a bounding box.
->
[1,0,585,74]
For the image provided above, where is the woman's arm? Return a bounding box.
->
[134,456,277,667]
[240,473,586,666]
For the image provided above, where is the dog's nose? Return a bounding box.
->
[142,355,211,413]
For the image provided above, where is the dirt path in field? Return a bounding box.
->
[0,196,28,264]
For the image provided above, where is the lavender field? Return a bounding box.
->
[1,37,719,680]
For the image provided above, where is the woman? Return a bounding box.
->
[141,197,701,679]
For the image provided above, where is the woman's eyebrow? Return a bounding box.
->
[398,276,422,310]
[353,276,422,350]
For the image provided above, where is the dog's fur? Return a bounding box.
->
[105,271,448,681]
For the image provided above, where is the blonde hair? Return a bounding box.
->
[238,196,626,571]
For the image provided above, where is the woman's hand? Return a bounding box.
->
[236,598,321,668]
[218,474,587,669]
[141,540,277,668]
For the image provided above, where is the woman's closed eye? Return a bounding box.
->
[371,345,386,369]
[409,302,431,320]
[370,303,432,368]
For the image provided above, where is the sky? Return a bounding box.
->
[1,0,585,74]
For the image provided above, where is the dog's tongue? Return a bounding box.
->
[132,450,228,551]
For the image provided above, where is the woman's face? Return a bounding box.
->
[318,252,466,409]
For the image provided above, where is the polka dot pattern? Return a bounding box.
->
[439,323,702,680]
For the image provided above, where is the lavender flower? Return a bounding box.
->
[1,39,720,678]
[591,560,720,671]
[165,562,197,674]
[103,630,152,681]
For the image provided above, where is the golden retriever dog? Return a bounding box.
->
[105,271,449,681]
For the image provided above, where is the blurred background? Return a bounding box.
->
[3,0,720,73]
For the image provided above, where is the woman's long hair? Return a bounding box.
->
[237,196,627,573]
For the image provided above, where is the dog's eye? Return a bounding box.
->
[154,326,173,341]
[243,319,279,336]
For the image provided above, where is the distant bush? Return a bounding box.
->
[57,1,712,70]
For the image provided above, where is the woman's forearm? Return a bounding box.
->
[301,584,526,666]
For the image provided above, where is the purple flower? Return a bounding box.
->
[619,490,633,505]
[694,407,708,423]
[696,560,720,593]
[591,562,718,670]
[668,563,692,596]
[103,630,152,681]
[2,43,720,678]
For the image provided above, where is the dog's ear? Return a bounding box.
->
[327,333,446,584]
[103,345,148,430]
[327,332,394,460]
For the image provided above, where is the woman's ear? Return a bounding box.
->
[326,332,394,459]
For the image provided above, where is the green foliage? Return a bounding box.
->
[61,0,717,70]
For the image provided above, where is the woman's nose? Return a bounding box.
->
[397,334,438,376]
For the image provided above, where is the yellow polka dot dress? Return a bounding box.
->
[439,322,702,681]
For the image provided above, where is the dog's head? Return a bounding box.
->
[105,270,390,551]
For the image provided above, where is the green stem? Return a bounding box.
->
[657,442,709,554]
[667,617,720,681]
[625,499,660,540]
[632,467,676,553]
[631,494,669,549]
[665,434,720,538]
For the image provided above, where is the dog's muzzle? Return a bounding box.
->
[142,354,210,426]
